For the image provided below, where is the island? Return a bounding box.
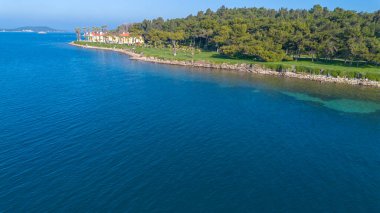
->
[0,26,63,33]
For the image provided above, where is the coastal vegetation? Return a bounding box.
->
[125,5,380,65]
[74,41,380,81]
[75,5,380,81]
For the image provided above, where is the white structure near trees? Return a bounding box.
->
[84,32,144,45]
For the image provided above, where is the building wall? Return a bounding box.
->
[85,34,144,45]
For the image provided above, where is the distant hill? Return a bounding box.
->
[0,26,63,32]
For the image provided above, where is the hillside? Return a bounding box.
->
[126,5,380,65]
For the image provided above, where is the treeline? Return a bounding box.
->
[121,5,380,64]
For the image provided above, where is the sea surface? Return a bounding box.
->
[1,33,380,212]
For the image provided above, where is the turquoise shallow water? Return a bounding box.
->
[0,33,380,212]
[282,92,380,114]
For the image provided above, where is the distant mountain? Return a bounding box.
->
[0,26,64,32]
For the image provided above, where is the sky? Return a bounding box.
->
[0,0,379,30]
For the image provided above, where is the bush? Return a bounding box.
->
[328,69,341,77]
[294,66,320,74]
[355,72,363,79]
[341,71,356,79]
[282,55,294,61]
[309,67,321,74]
[262,64,279,71]
[364,72,380,81]
[262,64,291,72]
[279,64,292,71]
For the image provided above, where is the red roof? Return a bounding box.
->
[119,33,130,37]
[88,32,102,36]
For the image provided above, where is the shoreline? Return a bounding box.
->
[69,42,380,88]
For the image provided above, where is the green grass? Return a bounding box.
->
[74,41,380,81]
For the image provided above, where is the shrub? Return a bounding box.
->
[328,69,341,77]
[262,64,280,71]
[355,72,365,79]
[263,64,292,72]
[302,67,322,75]
[279,64,292,71]
[282,55,294,61]
[341,71,356,79]
[364,72,380,81]
[295,66,312,73]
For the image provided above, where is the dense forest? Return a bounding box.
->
[121,5,380,65]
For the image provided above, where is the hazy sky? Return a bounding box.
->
[1,0,379,30]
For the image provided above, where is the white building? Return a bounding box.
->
[84,32,144,45]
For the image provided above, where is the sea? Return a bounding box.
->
[0,33,380,212]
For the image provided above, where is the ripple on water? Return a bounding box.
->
[282,92,380,114]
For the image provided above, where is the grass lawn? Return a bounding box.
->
[74,41,380,81]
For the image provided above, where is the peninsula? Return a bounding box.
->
[72,5,380,87]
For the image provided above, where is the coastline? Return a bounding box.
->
[69,42,380,88]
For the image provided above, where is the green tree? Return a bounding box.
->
[75,28,81,41]
[147,29,167,47]
[213,26,232,52]
[166,31,186,56]
[121,5,380,65]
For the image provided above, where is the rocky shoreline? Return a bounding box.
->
[70,42,380,88]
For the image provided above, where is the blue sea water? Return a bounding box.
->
[0,33,380,212]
